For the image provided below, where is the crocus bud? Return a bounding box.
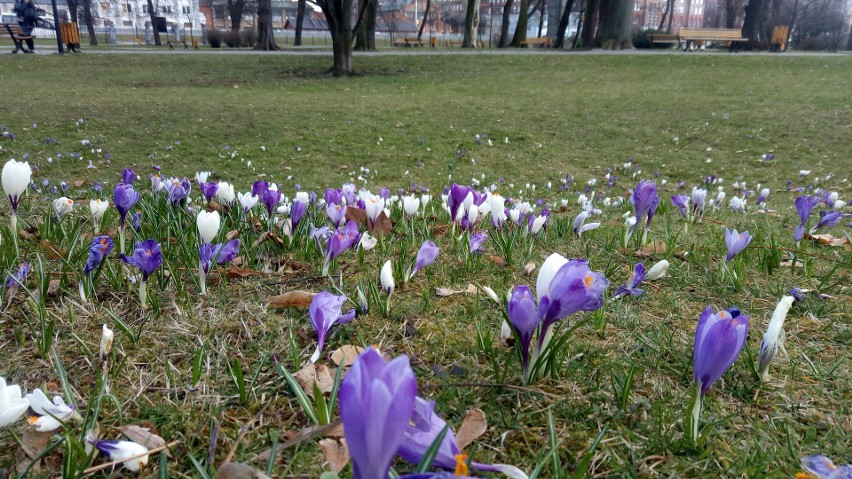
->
[196,210,220,244]
[758,296,794,382]
[645,260,669,280]
[479,285,500,304]
[380,260,394,296]
[100,324,114,361]
[89,199,109,231]
[2,159,32,214]
[94,440,149,471]
[53,197,74,218]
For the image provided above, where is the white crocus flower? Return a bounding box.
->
[758,296,795,382]
[364,195,385,226]
[645,260,669,280]
[26,388,78,432]
[295,191,309,204]
[403,195,420,217]
[466,204,479,225]
[195,171,211,183]
[530,215,547,235]
[215,181,235,204]
[359,233,378,251]
[0,376,30,428]
[380,260,394,297]
[94,440,149,471]
[490,193,507,226]
[100,324,114,361]
[479,285,500,304]
[53,197,74,218]
[238,192,258,213]
[536,253,569,304]
[89,199,109,232]
[420,194,431,211]
[196,210,220,244]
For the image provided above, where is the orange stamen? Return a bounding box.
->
[454,454,469,476]
[27,416,39,425]
[584,275,593,287]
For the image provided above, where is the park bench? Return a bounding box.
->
[167,39,190,50]
[393,36,424,47]
[771,25,788,52]
[520,36,552,48]
[59,21,80,52]
[678,28,747,51]
[647,33,678,45]
[3,23,34,53]
[444,39,484,48]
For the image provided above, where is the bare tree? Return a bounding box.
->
[146,0,162,44]
[418,0,430,37]
[79,0,98,45]
[580,0,597,46]
[227,0,247,31]
[553,0,576,48]
[463,0,481,46]
[314,0,376,75]
[254,0,278,48]
[595,0,632,48]
[742,0,768,48]
[498,0,514,46]
[355,0,377,50]
[294,0,305,45]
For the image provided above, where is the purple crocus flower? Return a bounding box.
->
[410,240,439,279]
[671,195,689,218]
[308,291,356,363]
[613,263,645,298]
[379,187,390,199]
[83,236,114,275]
[326,220,360,263]
[724,228,752,263]
[691,187,707,220]
[131,211,142,232]
[398,397,527,478]
[5,262,30,288]
[122,168,136,185]
[631,180,660,231]
[200,182,219,203]
[290,200,307,228]
[469,231,488,254]
[449,183,472,223]
[789,287,805,302]
[537,258,609,336]
[113,183,141,227]
[200,239,240,275]
[508,285,538,374]
[121,239,163,280]
[339,348,417,479]
[810,210,842,233]
[165,178,191,205]
[260,188,282,218]
[252,180,269,197]
[693,306,748,395]
[800,455,852,479]
[794,195,819,242]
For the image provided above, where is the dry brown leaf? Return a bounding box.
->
[18,229,34,240]
[47,279,61,296]
[40,240,67,259]
[216,462,271,479]
[225,266,266,279]
[455,408,487,450]
[252,232,285,249]
[268,290,316,309]
[226,229,241,240]
[371,211,393,237]
[73,180,86,187]
[331,345,365,367]
[466,283,478,294]
[293,363,335,398]
[805,233,852,250]
[524,262,536,275]
[208,200,223,212]
[344,207,368,228]
[16,430,52,474]
[120,425,168,452]
[435,287,464,297]
[488,255,506,266]
[318,438,350,474]
[634,240,667,258]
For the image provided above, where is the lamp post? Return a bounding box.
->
[50,0,65,53]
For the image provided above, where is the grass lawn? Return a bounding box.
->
[0,52,850,478]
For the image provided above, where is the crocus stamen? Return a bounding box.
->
[454,454,469,476]
[584,275,593,287]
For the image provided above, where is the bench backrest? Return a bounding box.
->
[680,28,744,39]
[60,22,80,44]
[3,23,28,37]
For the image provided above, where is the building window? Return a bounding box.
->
[634,2,641,10]
[123,3,132,12]
[123,20,132,25]
[182,6,191,13]
[142,5,147,13]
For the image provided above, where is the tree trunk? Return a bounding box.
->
[499,0,515,46]
[228,0,246,32]
[572,0,584,46]
[510,0,529,46]
[546,0,562,38]
[254,0,278,49]
[354,0,376,50]
[537,0,545,37]
[319,0,372,75]
[665,0,674,31]
[580,0,598,47]
[657,0,667,30]
[145,0,161,45]
[295,0,305,45]
[596,0,632,48]
[463,0,481,47]
[553,0,575,48]
[682,0,691,28]
[723,0,735,27]
[418,0,430,37]
[846,11,852,50]
[742,0,766,49]
[66,0,79,23]
[80,0,98,45]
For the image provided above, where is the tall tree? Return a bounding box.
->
[509,0,529,46]
[595,0,632,48]
[145,0,162,45]
[682,0,692,28]
[227,0,247,32]
[66,0,79,23]
[553,0,576,48]
[724,0,737,27]
[580,0,597,46]
[499,0,515,46]
[354,0,376,50]
[294,0,306,45]
[463,0,481,47]
[79,0,98,45]
[315,0,375,75]
[254,0,278,49]
[742,0,767,48]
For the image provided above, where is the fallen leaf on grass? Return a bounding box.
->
[47,279,60,296]
[120,425,168,453]
[344,207,368,228]
[225,266,266,279]
[268,291,316,309]
[293,363,335,398]
[16,429,52,474]
[466,283,478,294]
[330,345,365,367]
[73,180,86,187]
[455,408,487,450]
[435,287,464,297]
[524,262,536,275]
[634,240,667,258]
[216,462,271,479]
[488,255,506,266]
[40,240,67,259]
[226,230,241,240]
[252,232,285,249]
[370,212,392,237]
[805,233,852,250]
[318,438,350,474]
